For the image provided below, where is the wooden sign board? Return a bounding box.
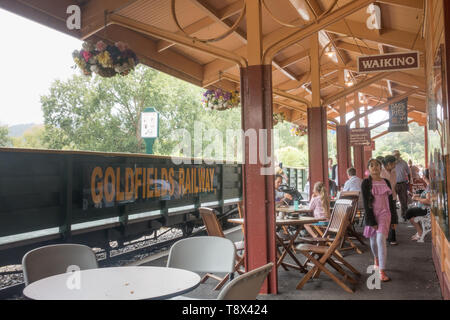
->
[357,51,419,73]
[364,140,375,151]
[350,128,371,146]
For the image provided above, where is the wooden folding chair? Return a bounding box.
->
[199,207,245,290]
[297,199,353,250]
[338,191,367,253]
[296,203,361,293]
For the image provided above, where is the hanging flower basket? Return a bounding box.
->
[290,124,308,137]
[273,112,286,126]
[202,88,240,111]
[72,41,139,78]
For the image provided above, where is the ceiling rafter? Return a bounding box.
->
[323,19,425,52]
[80,0,137,39]
[323,71,396,105]
[191,0,301,82]
[204,1,370,84]
[291,0,350,66]
[377,0,424,10]
[157,0,245,52]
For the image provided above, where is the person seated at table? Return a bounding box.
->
[275,174,292,205]
[342,167,363,209]
[406,169,431,241]
[304,181,330,237]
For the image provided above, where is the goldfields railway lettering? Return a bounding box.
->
[89,166,216,205]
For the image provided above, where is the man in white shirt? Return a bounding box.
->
[342,167,363,209]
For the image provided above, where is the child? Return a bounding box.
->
[304,182,330,237]
[309,181,330,219]
[361,159,398,282]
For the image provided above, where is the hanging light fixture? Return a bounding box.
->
[325,47,335,58]
[344,69,354,87]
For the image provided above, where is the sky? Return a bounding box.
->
[0,8,82,126]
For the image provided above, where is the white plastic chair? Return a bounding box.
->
[22,244,98,286]
[217,262,273,300]
[167,236,236,282]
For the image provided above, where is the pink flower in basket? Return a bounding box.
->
[95,40,107,52]
[82,50,92,62]
[116,41,129,52]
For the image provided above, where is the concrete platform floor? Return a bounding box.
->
[139,219,442,300]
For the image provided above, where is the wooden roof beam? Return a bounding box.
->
[207,0,371,81]
[323,71,396,105]
[378,44,393,97]
[384,72,426,91]
[81,0,137,39]
[277,50,310,69]
[347,89,417,125]
[193,0,301,81]
[301,0,350,66]
[157,0,244,52]
[92,25,204,86]
[372,120,416,140]
[324,20,425,52]
[335,41,379,55]
[361,84,426,112]
[377,0,424,10]
[189,0,247,42]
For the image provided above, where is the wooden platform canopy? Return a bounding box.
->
[0,0,426,127]
[0,0,428,294]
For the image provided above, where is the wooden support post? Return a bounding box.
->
[336,70,350,188]
[363,105,372,165]
[240,0,277,294]
[353,92,365,178]
[307,33,329,195]
[424,125,429,168]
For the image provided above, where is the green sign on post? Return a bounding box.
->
[141,107,159,154]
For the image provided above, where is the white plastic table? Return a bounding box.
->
[23,266,201,300]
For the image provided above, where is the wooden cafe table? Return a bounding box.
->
[228,211,326,273]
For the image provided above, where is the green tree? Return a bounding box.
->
[0,125,11,147]
[373,122,426,165]
[275,146,307,167]
[12,125,47,149]
[41,65,242,156]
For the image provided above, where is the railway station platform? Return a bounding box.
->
[138,221,442,300]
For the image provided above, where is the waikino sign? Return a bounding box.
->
[357,51,419,73]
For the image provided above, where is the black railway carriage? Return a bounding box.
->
[0,148,307,267]
[0,148,243,265]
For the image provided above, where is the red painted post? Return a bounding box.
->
[307,107,329,193]
[354,145,365,178]
[240,65,277,294]
[424,125,428,168]
[336,125,350,188]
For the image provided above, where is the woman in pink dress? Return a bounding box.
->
[361,159,398,282]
